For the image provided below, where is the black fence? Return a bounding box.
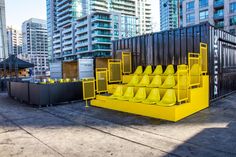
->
[112,22,236,101]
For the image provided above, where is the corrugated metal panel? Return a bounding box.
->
[112,22,236,101]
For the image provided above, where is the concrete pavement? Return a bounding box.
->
[0,92,236,157]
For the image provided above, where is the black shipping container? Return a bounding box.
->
[112,22,236,101]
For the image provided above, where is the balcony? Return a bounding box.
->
[92,24,112,30]
[214,0,224,8]
[76,28,88,35]
[92,32,112,37]
[63,40,72,46]
[92,39,111,44]
[214,12,224,20]
[75,42,88,48]
[215,21,224,28]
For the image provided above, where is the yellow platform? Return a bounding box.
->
[91,76,209,122]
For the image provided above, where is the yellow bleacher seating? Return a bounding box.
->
[152,65,163,75]
[156,89,176,106]
[147,75,162,88]
[133,66,143,75]
[160,75,176,88]
[129,87,146,103]
[142,88,161,104]
[127,75,140,86]
[136,75,150,87]
[142,65,152,75]
[117,87,134,101]
[109,86,123,99]
[163,65,175,75]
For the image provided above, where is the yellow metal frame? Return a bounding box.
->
[108,59,122,83]
[177,69,189,103]
[82,79,96,100]
[122,52,132,74]
[96,68,108,93]
[188,53,201,87]
[200,43,208,74]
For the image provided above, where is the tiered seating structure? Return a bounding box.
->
[91,43,209,122]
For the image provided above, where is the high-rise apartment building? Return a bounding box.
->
[7,26,22,55]
[180,0,236,34]
[47,0,152,61]
[136,0,152,34]
[160,0,179,31]
[22,18,49,76]
[0,0,8,60]
[53,11,136,61]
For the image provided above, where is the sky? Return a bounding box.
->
[5,0,160,31]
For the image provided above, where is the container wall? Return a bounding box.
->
[112,23,236,100]
[209,26,236,100]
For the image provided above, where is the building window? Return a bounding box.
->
[230,2,236,13]
[199,10,208,20]
[229,29,235,35]
[230,16,236,26]
[186,1,194,12]
[186,13,195,23]
[199,0,208,8]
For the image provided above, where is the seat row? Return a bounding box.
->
[40,78,77,84]
[127,74,188,89]
[109,86,176,106]
[133,64,188,76]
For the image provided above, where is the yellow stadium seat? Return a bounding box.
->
[160,75,175,88]
[127,75,139,86]
[117,87,134,101]
[143,65,152,75]
[190,64,200,75]
[152,65,163,75]
[163,65,175,75]
[174,75,188,89]
[109,86,123,99]
[156,89,176,106]
[129,87,146,103]
[142,88,161,104]
[133,66,143,75]
[64,78,70,82]
[147,75,162,88]
[175,64,188,75]
[190,64,200,85]
[136,75,150,87]
[59,79,64,83]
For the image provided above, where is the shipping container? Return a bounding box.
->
[112,22,236,101]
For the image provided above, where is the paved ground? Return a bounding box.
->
[0,93,236,157]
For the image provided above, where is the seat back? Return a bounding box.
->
[176,75,188,89]
[163,65,175,75]
[128,75,139,86]
[149,75,162,87]
[134,66,143,75]
[161,89,176,105]
[113,86,123,97]
[146,88,160,102]
[139,75,150,86]
[123,87,134,98]
[152,65,163,75]
[190,64,200,86]
[161,75,175,88]
[143,65,152,75]
[190,64,200,75]
[134,88,146,100]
